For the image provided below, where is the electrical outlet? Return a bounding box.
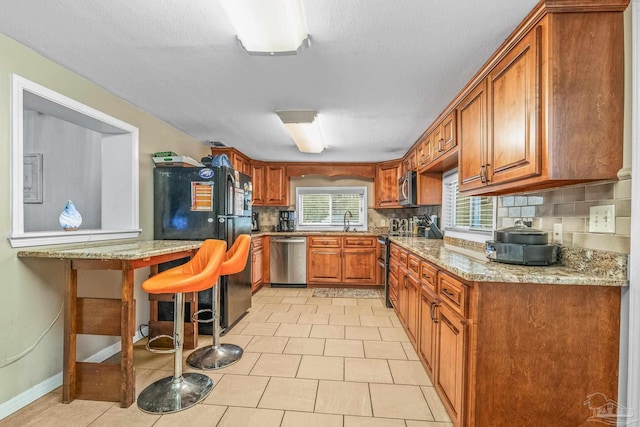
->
[380,219,387,227]
[553,223,563,244]
[589,205,616,234]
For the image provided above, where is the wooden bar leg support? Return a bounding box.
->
[120,263,135,407]
[63,260,77,403]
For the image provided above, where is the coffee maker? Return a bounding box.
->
[278,210,295,232]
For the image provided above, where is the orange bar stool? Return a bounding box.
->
[137,239,227,414]
[187,234,251,370]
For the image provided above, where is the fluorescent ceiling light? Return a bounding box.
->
[276,110,326,154]
[219,0,310,55]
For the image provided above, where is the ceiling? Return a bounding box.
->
[0,0,539,163]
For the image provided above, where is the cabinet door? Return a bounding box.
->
[264,164,288,206]
[307,248,341,284]
[487,27,541,186]
[418,287,437,379]
[251,162,265,206]
[436,303,466,427]
[375,161,400,208]
[458,81,487,192]
[406,273,420,347]
[397,268,409,326]
[388,271,399,308]
[342,248,377,284]
[251,246,264,292]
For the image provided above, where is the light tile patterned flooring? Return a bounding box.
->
[4,287,453,427]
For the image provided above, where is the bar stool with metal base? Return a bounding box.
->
[187,234,251,370]
[137,239,227,414]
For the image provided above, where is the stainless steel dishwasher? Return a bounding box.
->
[270,236,307,287]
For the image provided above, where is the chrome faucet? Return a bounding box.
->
[343,210,353,232]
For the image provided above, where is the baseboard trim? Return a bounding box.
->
[0,328,148,420]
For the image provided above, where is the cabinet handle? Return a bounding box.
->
[484,163,490,183]
[430,301,439,323]
[480,165,486,183]
[438,138,444,152]
[442,288,455,299]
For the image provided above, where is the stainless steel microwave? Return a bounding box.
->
[398,171,417,206]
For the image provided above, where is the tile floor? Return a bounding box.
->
[3,287,453,427]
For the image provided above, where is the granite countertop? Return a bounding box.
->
[17,240,203,260]
[251,231,382,238]
[389,236,628,287]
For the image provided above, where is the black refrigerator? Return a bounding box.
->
[154,166,252,333]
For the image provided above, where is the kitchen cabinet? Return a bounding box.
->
[435,300,466,426]
[389,241,621,426]
[434,271,467,427]
[457,81,487,192]
[418,260,438,380]
[251,163,289,206]
[401,148,417,176]
[375,160,401,209]
[264,164,288,206]
[431,111,457,163]
[459,29,539,193]
[250,162,265,205]
[251,236,264,292]
[210,147,251,176]
[418,282,438,379]
[308,236,377,285]
[416,132,432,171]
[456,6,624,195]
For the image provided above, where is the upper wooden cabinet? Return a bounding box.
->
[431,111,457,163]
[250,162,265,205]
[252,163,289,207]
[264,164,288,206]
[375,160,401,209]
[210,147,251,176]
[401,148,417,175]
[457,5,625,195]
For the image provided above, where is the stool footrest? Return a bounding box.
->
[192,308,214,324]
[146,334,176,354]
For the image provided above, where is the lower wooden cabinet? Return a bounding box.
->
[434,302,466,426]
[389,242,621,427]
[251,236,265,292]
[418,285,437,379]
[307,236,377,285]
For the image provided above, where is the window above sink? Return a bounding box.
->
[296,186,368,232]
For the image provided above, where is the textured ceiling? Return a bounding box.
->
[0,0,539,162]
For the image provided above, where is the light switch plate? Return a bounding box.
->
[553,223,563,244]
[589,205,616,234]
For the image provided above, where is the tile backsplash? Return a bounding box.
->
[497,178,631,254]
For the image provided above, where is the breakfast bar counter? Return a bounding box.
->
[18,240,203,408]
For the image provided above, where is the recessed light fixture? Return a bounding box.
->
[276,110,326,154]
[219,0,310,56]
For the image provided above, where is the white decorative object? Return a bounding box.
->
[59,200,82,231]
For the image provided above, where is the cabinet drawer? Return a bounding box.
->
[343,236,376,248]
[308,236,341,248]
[420,261,438,293]
[438,272,467,317]
[398,249,408,268]
[407,254,420,276]
[389,244,400,260]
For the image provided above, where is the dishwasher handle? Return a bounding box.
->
[271,238,307,244]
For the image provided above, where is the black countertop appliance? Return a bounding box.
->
[485,220,558,266]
